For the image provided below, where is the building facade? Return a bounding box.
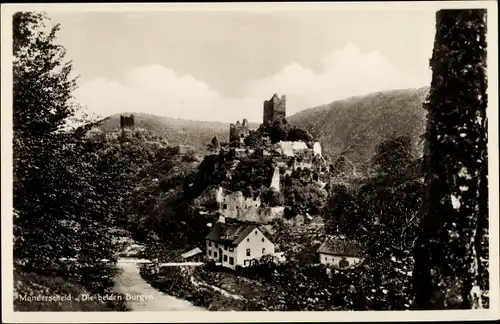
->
[317,236,365,270]
[205,221,275,270]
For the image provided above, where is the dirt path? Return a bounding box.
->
[113,261,206,311]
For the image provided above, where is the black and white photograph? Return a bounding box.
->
[1,1,498,322]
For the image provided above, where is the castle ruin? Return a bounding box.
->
[120,114,135,130]
[263,93,286,125]
[229,119,250,143]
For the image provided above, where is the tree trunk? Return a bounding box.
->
[412,9,488,310]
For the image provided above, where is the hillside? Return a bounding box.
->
[97,113,259,152]
[288,87,429,171]
[97,88,429,169]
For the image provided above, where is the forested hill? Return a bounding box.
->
[97,88,428,166]
[96,113,259,152]
[288,87,429,171]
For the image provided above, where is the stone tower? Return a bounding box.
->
[263,93,286,125]
[120,114,135,130]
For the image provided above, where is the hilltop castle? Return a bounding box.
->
[229,93,287,143]
[263,93,286,125]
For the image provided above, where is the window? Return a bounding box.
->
[224,255,228,262]
[247,238,249,242]
[246,249,251,256]
[208,241,212,247]
[224,246,228,251]
[223,204,227,209]
[262,248,266,254]
[339,258,350,269]
[236,206,239,209]
[255,231,257,235]
[261,238,264,242]
[214,252,217,258]
[215,243,218,248]
[229,247,234,252]
[229,257,234,265]
[208,250,212,256]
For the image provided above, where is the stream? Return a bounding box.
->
[113,260,206,311]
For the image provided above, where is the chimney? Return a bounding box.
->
[218,215,226,224]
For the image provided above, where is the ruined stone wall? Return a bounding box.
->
[214,186,284,224]
[229,119,250,143]
[313,142,322,157]
[270,166,280,192]
[215,187,261,219]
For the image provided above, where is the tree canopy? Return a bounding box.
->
[13,12,130,292]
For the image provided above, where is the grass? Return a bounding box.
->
[14,270,129,311]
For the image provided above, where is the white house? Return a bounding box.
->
[317,236,365,270]
[205,220,275,270]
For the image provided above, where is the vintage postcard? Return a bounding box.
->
[1,1,499,323]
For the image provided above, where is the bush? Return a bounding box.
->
[260,187,284,207]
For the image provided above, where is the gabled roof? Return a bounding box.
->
[181,247,203,259]
[205,221,271,246]
[317,236,365,257]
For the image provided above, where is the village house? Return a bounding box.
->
[317,236,365,270]
[205,218,275,270]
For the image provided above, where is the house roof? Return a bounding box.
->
[317,236,365,257]
[205,222,271,246]
[181,247,203,259]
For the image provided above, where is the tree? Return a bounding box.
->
[287,126,314,142]
[207,136,220,152]
[13,12,126,292]
[371,135,414,178]
[260,188,284,207]
[259,118,291,143]
[13,12,81,271]
[283,179,328,216]
[324,184,365,237]
[412,9,488,309]
[244,130,264,148]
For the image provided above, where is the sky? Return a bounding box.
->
[46,7,437,123]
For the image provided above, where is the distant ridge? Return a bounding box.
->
[96,112,259,152]
[288,87,429,171]
[95,87,429,167]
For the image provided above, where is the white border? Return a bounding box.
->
[1,1,499,323]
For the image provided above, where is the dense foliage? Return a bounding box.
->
[12,12,130,294]
[318,134,425,309]
[256,118,315,144]
[412,9,488,309]
[283,175,328,217]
